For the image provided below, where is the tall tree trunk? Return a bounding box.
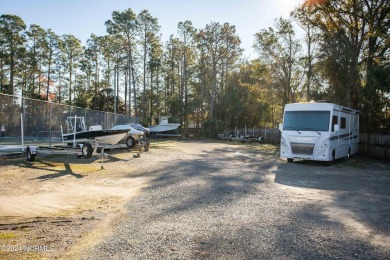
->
[128,64,132,116]
[69,59,73,104]
[150,67,153,125]
[94,53,99,109]
[209,63,217,136]
[46,53,52,100]
[306,24,312,101]
[142,42,147,120]
[129,49,137,117]
[10,50,15,95]
[124,66,128,115]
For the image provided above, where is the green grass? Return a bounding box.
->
[244,143,279,155]
[334,156,369,169]
[0,233,15,240]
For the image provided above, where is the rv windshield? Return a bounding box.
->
[283,111,330,132]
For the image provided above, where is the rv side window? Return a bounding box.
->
[341,117,346,129]
[332,116,338,131]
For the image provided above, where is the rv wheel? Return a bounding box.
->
[126,136,136,149]
[326,150,336,166]
[287,158,293,163]
[26,147,36,162]
[81,143,93,159]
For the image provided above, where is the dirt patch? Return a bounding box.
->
[0,147,156,259]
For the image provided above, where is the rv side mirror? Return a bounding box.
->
[334,124,339,132]
[279,123,283,131]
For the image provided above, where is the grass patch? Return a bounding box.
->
[334,156,369,169]
[246,143,279,155]
[0,233,15,240]
[0,251,42,260]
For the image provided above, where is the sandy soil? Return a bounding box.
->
[0,144,157,260]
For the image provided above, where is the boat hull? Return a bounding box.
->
[149,124,180,134]
[62,131,127,145]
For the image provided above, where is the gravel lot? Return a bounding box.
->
[71,140,390,259]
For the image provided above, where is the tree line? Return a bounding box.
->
[0,0,389,134]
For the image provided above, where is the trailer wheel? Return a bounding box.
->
[126,136,136,149]
[287,158,293,163]
[347,148,351,159]
[26,147,36,162]
[81,143,93,159]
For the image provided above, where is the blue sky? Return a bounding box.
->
[1,0,303,57]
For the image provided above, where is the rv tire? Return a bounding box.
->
[326,150,336,166]
[287,158,293,163]
[81,143,93,159]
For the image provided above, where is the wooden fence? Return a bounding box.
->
[246,128,281,144]
[359,133,390,161]
[186,128,389,161]
[246,130,389,160]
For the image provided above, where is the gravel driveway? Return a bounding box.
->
[79,140,390,259]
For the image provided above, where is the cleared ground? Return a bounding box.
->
[0,140,389,259]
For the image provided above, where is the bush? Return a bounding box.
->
[202,119,228,138]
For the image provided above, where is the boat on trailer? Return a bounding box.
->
[2,115,146,163]
[61,116,127,146]
[110,124,146,149]
[149,116,181,137]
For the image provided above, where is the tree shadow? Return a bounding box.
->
[123,144,277,226]
[85,142,390,258]
[272,158,390,253]
[273,157,390,192]
[180,155,390,258]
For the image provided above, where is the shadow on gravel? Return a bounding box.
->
[273,159,390,191]
[272,158,390,258]
[88,142,390,259]
[130,146,277,221]
[26,162,86,181]
[272,204,389,259]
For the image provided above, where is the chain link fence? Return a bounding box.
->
[0,94,138,151]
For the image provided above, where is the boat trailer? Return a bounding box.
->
[25,138,150,163]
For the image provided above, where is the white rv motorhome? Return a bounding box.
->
[279,102,359,163]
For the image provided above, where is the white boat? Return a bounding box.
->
[62,116,127,146]
[149,116,180,136]
[110,124,146,148]
[129,123,150,135]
